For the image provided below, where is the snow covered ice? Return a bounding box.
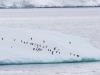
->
[0,27,100,65]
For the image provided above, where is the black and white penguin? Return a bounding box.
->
[2,38,3,40]
[31,38,32,40]
[33,48,35,50]
[54,47,56,50]
[24,42,25,44]
[59,52,60,54]
[46,46,48,48]
[14,39,16,41]
[52,51,54,55]
[69,41,71,44]
[77,55,79,57]
[43,40,45,43]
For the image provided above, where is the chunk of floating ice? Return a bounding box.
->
[0,27,100,65]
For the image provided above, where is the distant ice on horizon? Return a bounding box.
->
[0,0,100,8]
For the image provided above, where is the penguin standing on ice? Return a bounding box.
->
[54,47,56,50]
[30,43,33,45]
[59,52,60,54]
[43,46,44,48]
[2,38,3,40]
[52,51,54,55]
[46,46,47,48]
[40,45,41,47]
[33,48,35,50]
[50,50,51,52]
[14,39,15,41]
[11,46,13,48]
[31,38,32,40]
[77,55,79,57]
[56,51,57,53]
[69,41,71,44]
[56,49,59,53]
[43,40,45,43]
[36,49,38,51]
[24,42,25,44]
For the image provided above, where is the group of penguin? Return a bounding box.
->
[27,38,61,55]
[1,37,79,57]
[70,53,79,57]
[1,37,61,55]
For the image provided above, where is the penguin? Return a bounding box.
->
[59,52,60,54]
[40,49,42,51]
[43,46,44,48]
[31,38,32,40]
[54,47,56,50]
[30,43,33,45]
[38,48,42,51]
[14,39,16,41]
[2,38,3,40]
[69,41,71,44]
[46,46,47,48]
[43,40,45,43]
[56,51,57,53]
[52,51,54,55]
[33,48,35,50]
[36,49,38,51]
[56,49,60,53]
[11,46,13,48]
[77,55,79,57]
[24,42,25,44]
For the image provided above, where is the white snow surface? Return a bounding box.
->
[0,0,100,8]
[0,27,100,65]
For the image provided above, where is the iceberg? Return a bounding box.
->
[9,4,18,8]
[0,27,100,65]
[0,2,6,8]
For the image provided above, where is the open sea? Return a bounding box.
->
[0,8,100,75]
